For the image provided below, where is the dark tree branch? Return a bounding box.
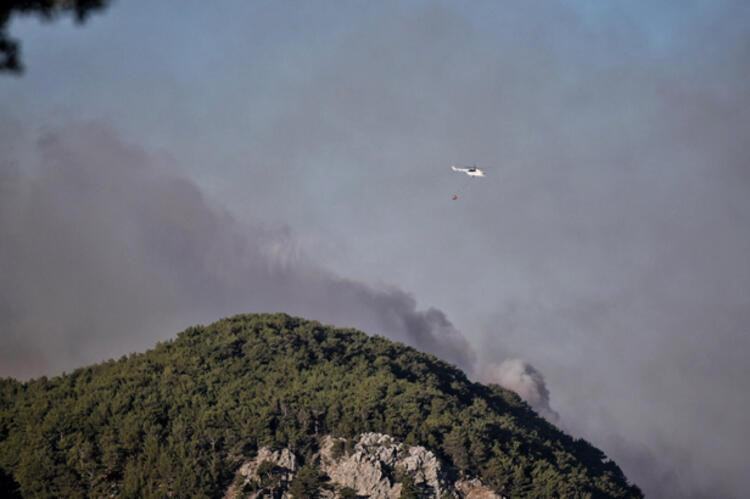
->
[0,0,111,73]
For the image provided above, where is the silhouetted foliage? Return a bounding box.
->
[1,0,111,73]
[0,313,642,497]
[0,466,22,498]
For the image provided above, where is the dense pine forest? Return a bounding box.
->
[0,314,641,498]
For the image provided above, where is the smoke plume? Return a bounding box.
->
[0,123,474,378]
[482,359,559,422]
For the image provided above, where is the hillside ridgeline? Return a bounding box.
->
[0,314,641,497]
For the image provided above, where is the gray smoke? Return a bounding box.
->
[0,123,474,378]
[481,359,559,422]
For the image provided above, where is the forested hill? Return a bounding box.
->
[0,313,642,498]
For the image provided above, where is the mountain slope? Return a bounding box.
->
[0,313,641,497]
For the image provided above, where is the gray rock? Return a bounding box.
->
[455,478,505,499]
[225,447,297,499]
[225,433,504,499]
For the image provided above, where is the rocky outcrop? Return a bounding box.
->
[224,447,297,499]
[318,433,450,498]
[454,478,504,499]
[225,433,505,499]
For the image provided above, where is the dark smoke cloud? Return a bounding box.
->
[0,122,474,378]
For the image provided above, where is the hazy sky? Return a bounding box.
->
[1,1,749,497]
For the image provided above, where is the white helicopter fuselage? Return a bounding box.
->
[451,165,486,177]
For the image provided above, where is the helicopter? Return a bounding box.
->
[451,164,486,177]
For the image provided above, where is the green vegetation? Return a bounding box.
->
[395,469,420,499]
[0,313,641,498]
[338,486,358,498]
[288,461,325,498]
[246,460,284,497]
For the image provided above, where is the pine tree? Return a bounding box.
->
[398,474,419,499]
[288,462,322,498]
[0,467,22,498]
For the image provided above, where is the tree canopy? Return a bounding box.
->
[0,313,642,497]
